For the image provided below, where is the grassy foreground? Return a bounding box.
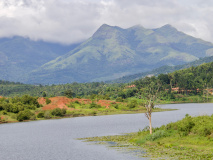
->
[79,114,213,159]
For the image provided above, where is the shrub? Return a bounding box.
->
[193,126,211,136]
[110,103,119,109]
[116,97,123,102]
[68,103,75,108]
[89,102,101,109]
[17,110,35,121]
[91,111,97,116]
[127,100,138,109]
[45,98,51,104]
[44,111,51,119]
[51,108,66,117]
[2,110,7,115]
[37,112,45,118]
[21,95,40,108]
[176,116,195,136]
[74,100,80,104]
[145,130,169,141]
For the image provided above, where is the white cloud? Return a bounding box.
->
[0,0,213,44]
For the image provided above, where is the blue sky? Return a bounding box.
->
[0,0,212,44]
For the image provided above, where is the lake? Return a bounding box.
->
[0,103,213,160]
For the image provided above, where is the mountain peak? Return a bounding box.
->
[92,24,122,39]
[158,24,178,32]
[99,24,111,30]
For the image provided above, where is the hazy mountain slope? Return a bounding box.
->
[26,24,213,84]
[108,56,213,83]
[0,36,79,82]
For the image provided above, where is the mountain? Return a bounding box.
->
[0,36,80,82]
[107,56,213,83]
[26,24,213,84]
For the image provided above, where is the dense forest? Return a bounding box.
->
[1,62,213,102]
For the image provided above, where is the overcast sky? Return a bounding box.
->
[0,0,213,44]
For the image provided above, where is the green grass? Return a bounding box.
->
[80,115,213,159]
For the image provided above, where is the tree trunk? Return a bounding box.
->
[149,116,152,134]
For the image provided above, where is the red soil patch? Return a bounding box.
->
[38,97,46,105]
[41,96,72,110]
[38,96,118,110]
[71,98,92,104]
[0,116,5,120]
[97,100,118,108]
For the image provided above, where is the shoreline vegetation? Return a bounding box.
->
[80,114,213,160]
[0,93,213,124]
[0,95,176,124]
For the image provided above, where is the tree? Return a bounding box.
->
[42,91,47,97]
[64,89,73,98]
[144,81,160,134]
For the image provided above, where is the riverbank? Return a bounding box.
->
[1,94,212,124]
[80,114,213,159]
[1,96,176,124]
[0,107,173,124]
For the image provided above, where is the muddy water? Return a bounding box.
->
[0,103,212,160]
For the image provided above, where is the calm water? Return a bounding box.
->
[0,103,213,160]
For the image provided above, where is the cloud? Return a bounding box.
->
[0,0,213,44]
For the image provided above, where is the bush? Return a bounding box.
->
[21,95,40,108]
[44,111,51,119]
[37,112,45,118]
[51,108,66,117]
[74,100,80,104]
[68,103,75,108]
[127,100,138,109]
[89,102,101,109]
[177,116,195,136]
[145,130,169,141]
[110,103,119,109]
[45,98,51,104]
[193,126,211,136]
[116,97,123,102]
[17,110,35,121]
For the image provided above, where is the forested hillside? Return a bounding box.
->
[109,56,213,83]
[1,61,213,103]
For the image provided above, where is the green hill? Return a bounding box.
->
[27,24,213,84]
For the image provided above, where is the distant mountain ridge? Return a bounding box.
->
[0,36,80,82]
[26,24,213,84]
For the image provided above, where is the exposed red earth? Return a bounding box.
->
[38,96,118,110]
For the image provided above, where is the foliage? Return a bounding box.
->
[37,112,45,118]
[89,102,101,109]
[17,109,35,121]
[127,100,138,109]
[51,108,66,117]
[45,98,51,104]
[64,90,73,98]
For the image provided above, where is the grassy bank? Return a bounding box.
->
[80,114,213,159]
